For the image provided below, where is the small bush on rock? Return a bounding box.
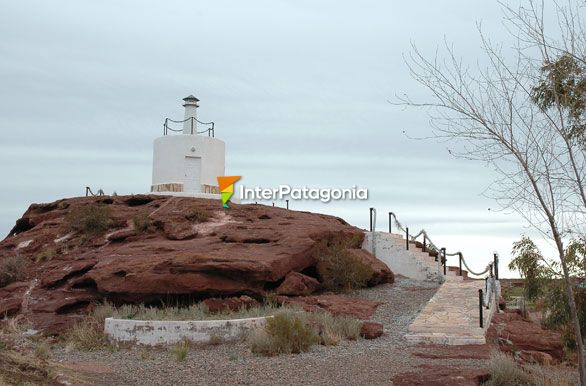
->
[0,256,27,288]
[315,237,374,291]
[250,312,318,355]
[35,247,57,263]
[65,204,111,238]
[132,212,152,233]
[185,207,211,223]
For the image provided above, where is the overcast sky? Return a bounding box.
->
[0,0,553,277]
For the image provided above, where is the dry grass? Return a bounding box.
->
[34,340,51,360]
[62,305,113,351]
[315,238,374,291]
[65,204,111,238]
[132,212,152,233]
[483,351,577,386]
[0,256,27,288]
[249,310,363,356]
[171,339,190,362]
[35,247,57,263]
[250,312,318,355]
[0,319,61,385]
[0,350,62,386]
[310,311,362,344]
[99,301,282,321]
[185,207,211,223]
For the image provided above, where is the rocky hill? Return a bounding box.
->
[0,195,393,333]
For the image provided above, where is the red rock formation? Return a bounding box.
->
[276,272,320,296]
[394,345,491,386]
[202,295,259,313]
[0,195,393,333]
[360,321,383,339]
[393,365,489,386]
[487,311,564,362]
[275,294,382,319]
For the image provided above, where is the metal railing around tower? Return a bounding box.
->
[163,117,215,137]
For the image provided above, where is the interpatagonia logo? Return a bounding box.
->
[217,176,241,208]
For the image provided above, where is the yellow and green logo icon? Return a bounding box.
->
[217,176,241,208]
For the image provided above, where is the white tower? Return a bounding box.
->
[182,95,199,134]
[151,95,225,197]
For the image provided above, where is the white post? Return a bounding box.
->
[182,95,199,135]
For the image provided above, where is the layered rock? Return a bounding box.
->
[360,321,384,339]
[274,294,382,319]
[487,311,564,362]
[275,272,320,296]
[0,195,393,333]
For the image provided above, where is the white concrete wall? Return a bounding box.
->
[363,231,442,282]
[152,135,225,194]
[104,316,268,346]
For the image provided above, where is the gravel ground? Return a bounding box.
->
[52,276,490,386]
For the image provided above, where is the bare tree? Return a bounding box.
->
[399,1,586,382]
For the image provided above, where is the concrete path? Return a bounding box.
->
[405,278,494,345]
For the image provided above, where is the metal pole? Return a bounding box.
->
[479,289,484,328]
[191,118,194,135]
[459,254,462,276]
[388,212,392,233]
[442,248,447,275]
[369,208,374,232]
[286,200,289,209]
[406,227,409,250]
[493,253,499,280]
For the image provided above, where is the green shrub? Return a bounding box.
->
[172,340,189,362]
[250,312,318,355]
[315,238,374,291]
[65,204,111,238]
[0,256,27,288]
[132,212,152,233]
[185,207,211,223]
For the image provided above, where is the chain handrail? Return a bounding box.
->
[389,212,493,277]
[163,117,215,137]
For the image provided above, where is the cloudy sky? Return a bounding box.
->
[0,0,551,277]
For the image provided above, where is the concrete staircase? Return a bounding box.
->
[362,230,498,345]
[363,231,464,282]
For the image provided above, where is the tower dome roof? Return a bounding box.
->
[183,95,200,102]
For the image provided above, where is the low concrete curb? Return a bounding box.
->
[104,316,270,346]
